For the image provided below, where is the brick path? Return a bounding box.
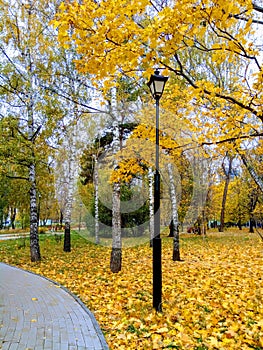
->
[0,263,109,350]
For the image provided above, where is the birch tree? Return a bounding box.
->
[0,0,98,259]
[54,117,94,251]
[0,0,61,261]
[63,127,78,252]
[110,87,122,273]
[79,140,105,244]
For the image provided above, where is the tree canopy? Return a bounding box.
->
[54,0,262,142]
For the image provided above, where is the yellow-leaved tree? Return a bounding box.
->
[53,0,262,128]
[53,0,263,193]
[53,0,263,265]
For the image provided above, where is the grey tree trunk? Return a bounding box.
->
[167,163,180,261]
[10,207,16,230]
[219,155,233,232]
[110,87,122,273]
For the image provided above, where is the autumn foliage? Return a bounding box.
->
[53,0,263,151]
[1,230,262,349]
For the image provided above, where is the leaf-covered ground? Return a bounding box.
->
[1,230,263,349]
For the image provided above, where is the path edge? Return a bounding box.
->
[0,262,109,350]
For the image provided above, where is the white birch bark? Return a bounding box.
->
[167,162,180,261]
[110,87,122,273]
[27,22,41,261]
[63,125,77,252]
[28,84,41,261]
[29,160,41,261]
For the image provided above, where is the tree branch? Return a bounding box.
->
[5,175,29,181]
[161,58,263,121]
[200,132,263,146]
[252,2,263,14]
[29,125,42,142]
[42,85,108,113]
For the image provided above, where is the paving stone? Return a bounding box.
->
[1,342,11,350]
[0,263,109,350]
[8,343,19,350]
[51,343,61,350]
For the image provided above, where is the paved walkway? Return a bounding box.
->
[0,263,109,350]
[0,233,30,241]
[0,232,64,241]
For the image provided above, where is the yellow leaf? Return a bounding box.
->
[156,327,169,334]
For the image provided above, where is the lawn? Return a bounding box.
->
[0,230,262,349]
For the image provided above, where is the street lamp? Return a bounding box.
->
[147,69,168,312]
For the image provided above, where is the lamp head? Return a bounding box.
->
[147,69,168,100]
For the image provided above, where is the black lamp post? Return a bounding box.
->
[147,69,168,312]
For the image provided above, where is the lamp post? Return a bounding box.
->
[147,69,168,312]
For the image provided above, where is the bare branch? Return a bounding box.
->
[5,174,29,181]
[252,2,263,14]
[42,85,108,113]
[161,58,263,121]
[200,132,263,146]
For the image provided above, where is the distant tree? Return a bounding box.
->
[219,154,234,232]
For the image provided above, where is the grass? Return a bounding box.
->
[78,228,152,247]
[1,229,263,349]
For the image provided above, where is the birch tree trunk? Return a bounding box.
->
[110,87,122,273]
[63,175,74,252]
[149,167,155,247]
[111,182,122,272]
[27,50,41,261]
[63,133,77,252]
[29,162,41,261]
[28,99,41,262]
[167,163,180,261]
